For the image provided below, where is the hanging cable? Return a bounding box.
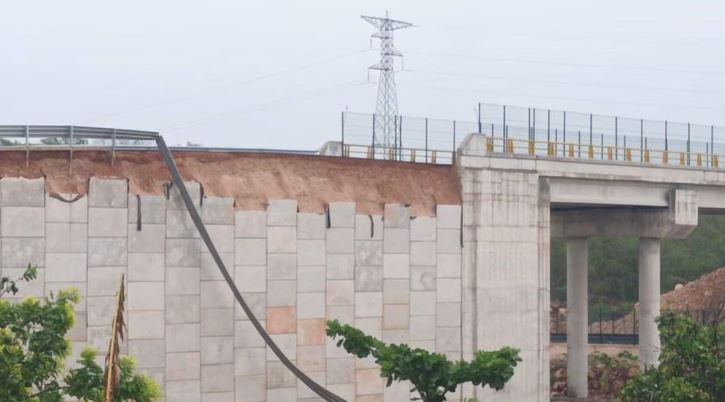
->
[155,135,346,402]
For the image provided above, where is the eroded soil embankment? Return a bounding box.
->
[0,150,461,216]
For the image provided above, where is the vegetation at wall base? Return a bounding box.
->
[0,265,161,402]
[620,311,725,402]
[326,319,521,402]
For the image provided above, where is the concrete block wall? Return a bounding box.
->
[0,177,464,402]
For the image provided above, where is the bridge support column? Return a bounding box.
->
[638,237,661,369]
[566,237,589,399]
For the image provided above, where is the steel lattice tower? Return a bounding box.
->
[361,12,413,148]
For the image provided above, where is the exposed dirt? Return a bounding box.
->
[0,150,461,216]
[588,266,725,333]
[550,346,639,402]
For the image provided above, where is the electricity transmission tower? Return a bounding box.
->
[361,12,413,148]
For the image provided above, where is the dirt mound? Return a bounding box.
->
[588,266,725,333]
[661,265,725,312]
[0,149,461,216]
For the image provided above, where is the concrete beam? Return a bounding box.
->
[552,189,697,239]
[549,178,669,207]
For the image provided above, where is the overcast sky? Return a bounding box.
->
[3,0,725,149]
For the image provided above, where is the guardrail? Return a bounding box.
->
[483,136,719,168]
[341,143,455,165]
[0,125,159,169]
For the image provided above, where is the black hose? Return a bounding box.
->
[155,136,346,402]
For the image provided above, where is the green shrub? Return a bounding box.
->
[620,311,725,402]
[0,265,161,402]
[327,319,521,402]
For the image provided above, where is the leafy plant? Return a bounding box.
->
[0,265,161,402]
[620,311,725,402]
[326,319,521,402]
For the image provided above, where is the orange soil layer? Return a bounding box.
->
[0,150,461,216]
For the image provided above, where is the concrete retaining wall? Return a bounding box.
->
[0,177,463,402]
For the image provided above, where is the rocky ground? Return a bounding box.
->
[550,345,639,401]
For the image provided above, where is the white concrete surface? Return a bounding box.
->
[638,238,662,369]
[566,238,589,399]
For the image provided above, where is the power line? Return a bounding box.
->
[162,79,366,132]
[400,82,725,112]
[406,50,725,76]
[406,68,725,96]
[88,49,370,123]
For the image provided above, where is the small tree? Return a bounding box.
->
[327,319,521,402]
[0,265,161,402]
[620,310,725,402]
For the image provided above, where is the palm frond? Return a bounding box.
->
[103,274,126,402]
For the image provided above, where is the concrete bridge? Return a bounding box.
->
[0,124,723,401]
[457,133,710,400]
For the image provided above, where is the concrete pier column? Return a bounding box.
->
[566,237,589,399]
[638,237,661,369]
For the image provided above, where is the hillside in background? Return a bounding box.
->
[551,214,725,318]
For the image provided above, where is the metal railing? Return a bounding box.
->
[483,136,718,167]
[341,111,475,165]
[0,125,159,168]
[341,105,725,169]
[476,103,725,168]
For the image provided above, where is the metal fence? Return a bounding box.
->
[477,103,725,167]
[341,111,477,165]
[551,308,722,345]
[342,104,725,168]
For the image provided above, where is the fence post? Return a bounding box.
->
[341,111,345,151]
[640,119,644,162]
[563,111,567,156]
[477,102,482,133]
[615,116,619,161]
[371,114,376,157]
[599,307,604,344]
[502,105,507,140]
[687,123,691,166]
[533,108,536,142]
[711,125,715,166]
[425,117,429,163]
[452,120,456,162]
[393,114,398,160]
[547,109,551,142]
[665,120,669,151]
[25,125,30,168]
[69,126,74,174]
[589,114,593,155]
[578,131,581,158]
[632,309,637,345]
[111,129,117,166]
[399,115,403,161]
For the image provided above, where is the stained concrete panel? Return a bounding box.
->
[2,207,45,237]
[89,178,128,208]
[1,178,45,206]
